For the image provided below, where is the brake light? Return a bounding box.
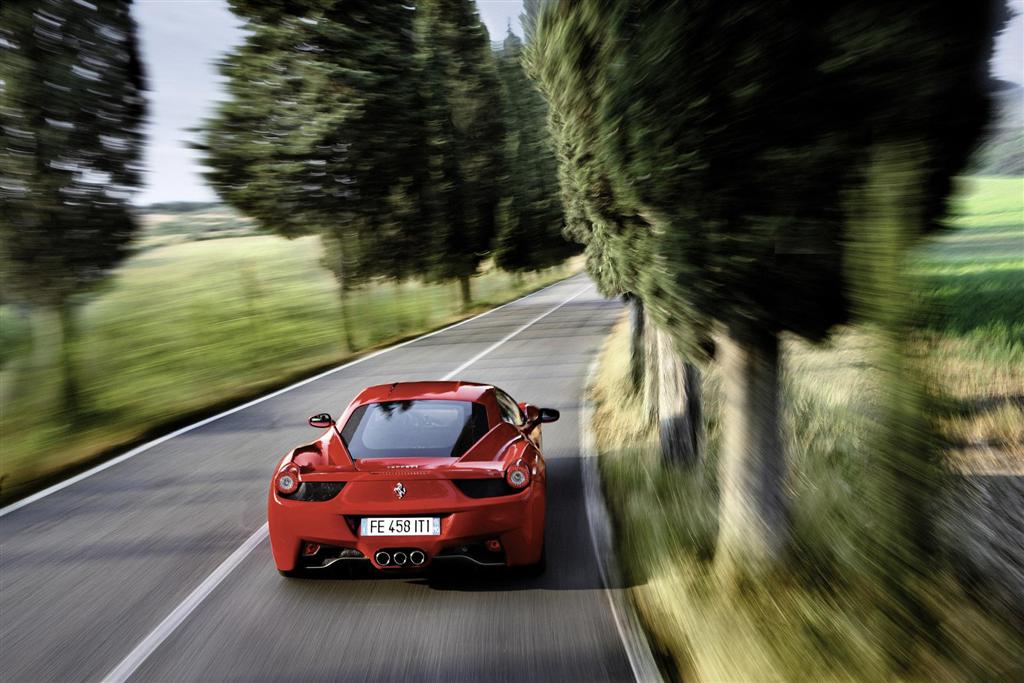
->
[505,460,531,489]
[275,463,300,495]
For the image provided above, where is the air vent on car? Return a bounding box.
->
[452,478,519,499]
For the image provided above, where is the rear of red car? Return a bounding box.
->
[267,382,549,575]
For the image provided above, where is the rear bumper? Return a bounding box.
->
[268,486,545,571]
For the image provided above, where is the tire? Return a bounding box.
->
[515,542,546,579]
[277,567,309,579]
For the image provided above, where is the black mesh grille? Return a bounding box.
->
[284,481,346,502]
[452,478,518,498]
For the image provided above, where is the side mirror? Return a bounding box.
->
[538,407,559,424]
[308,413,334,429]
[519,402,540,425]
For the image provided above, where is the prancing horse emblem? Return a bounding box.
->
[394,482,406,499]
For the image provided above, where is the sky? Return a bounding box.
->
[133,0,1024,205]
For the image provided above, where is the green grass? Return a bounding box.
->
[917,177,1024,466]
[591,176,1024,681]
[923,177,1024,346]
[0,233,579,501]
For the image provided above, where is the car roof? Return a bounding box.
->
[352,381,495,406]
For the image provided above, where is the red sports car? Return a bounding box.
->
[268,381,558,577]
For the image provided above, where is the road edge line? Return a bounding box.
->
[580,353,664,683]
[0,273,581,519]
[101,524,269,683]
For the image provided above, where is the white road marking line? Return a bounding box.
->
[442,284,592,380]
[99,279,594,683]
[579,354,663,683]
[0,275,579,519]
[102,523,269,683]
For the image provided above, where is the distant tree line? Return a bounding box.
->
[200,0,575,348]
[140,201,221,213]
[971,80,1024,174]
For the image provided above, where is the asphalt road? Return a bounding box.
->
[0,273,637,682]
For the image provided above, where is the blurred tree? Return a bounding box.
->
[417,0,504,309]
[520,0,545,43]
[493,31,575,275]
[0,0,147,417]
[201,1,430,349]
[828,3,1007,664]
[531,8,702,466]
[535,0,1003,581]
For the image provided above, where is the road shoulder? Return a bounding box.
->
[581,354,664,683]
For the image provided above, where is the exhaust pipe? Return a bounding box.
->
[374,551,391,566]
[410,550,426,566]
[393,551,408,566]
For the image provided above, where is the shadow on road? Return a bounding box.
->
[290,455,636,592]
[946,473,1024,628]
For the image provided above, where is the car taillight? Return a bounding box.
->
[505,460,531,489]
[275,464,300,495]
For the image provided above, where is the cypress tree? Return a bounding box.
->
[535,0,1003,577]
[520,0,545,44]
[418,0,504,309]
[0,0,147,417]
[493,31,574,275]
[201,1,430,348]
[532,7,702,462]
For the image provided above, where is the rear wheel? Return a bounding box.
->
[277,567,309,579]
[515,542,546,579]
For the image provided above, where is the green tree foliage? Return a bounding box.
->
[534,0,1004,576]
[418,0,504,308]
[493,31,575,274]
[520,0,545,44]
[530,5,697,467]
[201,1,430,347]
[527,13,649,302]
[0,0,147,415]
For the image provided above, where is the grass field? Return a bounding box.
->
[0,233,579,502]
[590,176,1023,681]
[921,176,1024,470]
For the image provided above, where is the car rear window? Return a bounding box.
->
[340,400,490,458]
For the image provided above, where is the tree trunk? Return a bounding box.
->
[2,307,48,410]
[846,144,939,571]
[57,301,80,420]
[626,294,645,395]
[394,279,408,329]
[642,307,661,426]
[323,232,357,352]
[458,274,472,311]
[338,286,355,351]
[845,143,940,670]
[655,325,703,468]
[715,322,787,578]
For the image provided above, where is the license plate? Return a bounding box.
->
[359,517,441,536]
